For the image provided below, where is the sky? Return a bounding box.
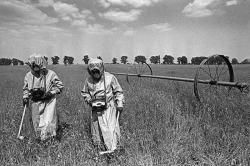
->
[0,0,249,64]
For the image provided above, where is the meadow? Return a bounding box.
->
[0,64,249,166]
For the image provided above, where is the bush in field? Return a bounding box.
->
[232,58,239,64]
[120,56,128,64]
[163,55,174,64]
[135,55,146,63]
[0,58,12,65]
[51,56,60,65]
[177,56,188,64]
[12,58,24,65]
[112,57,118,64]
[241,59,250,64]
[191,56,207,65]
[63,56,74,65]
[150,56,160,64]
[82,55,89,64]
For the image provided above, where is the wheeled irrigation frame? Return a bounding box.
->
[111,55,249,101]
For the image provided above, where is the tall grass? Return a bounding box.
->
[0,64,249,166]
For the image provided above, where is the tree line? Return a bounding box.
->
[0,58,24,65]
[0,55,249,66]
[82,55,247,65]
[0,56,75,65]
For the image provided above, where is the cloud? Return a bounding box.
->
[182,0,217,17]
[97,0,163,8]
[226,0,238,6]
[0,0,58,25]
[123,29,135,36]
[50,1,94,26]
[36,0,54,7]
[53,1,79,17]
[182,0,242,17]
[145,22,172,32]
[71,20,87,26]
[61,16,72,21]
[52,2,92,20]
[100,9,142,22]
[84,24,115,34]
[98,0,111,8]
[0,23,67,39]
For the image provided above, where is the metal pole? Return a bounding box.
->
[17,105,27,140]
[111,73,246,88]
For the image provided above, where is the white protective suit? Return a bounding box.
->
[81,59,124,151]
[23,54,64,140]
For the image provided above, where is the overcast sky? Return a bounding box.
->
[0,0,249,63]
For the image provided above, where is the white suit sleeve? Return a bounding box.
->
[23,73,30,99]
[50,72,64,95]
[81,80,92,104]
[111,76,124,107]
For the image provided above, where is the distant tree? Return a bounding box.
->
[181,56,188,64]
[135,55,146,63]
[231,58,239,65]
[120,56,128,64]
[177,56,188,64]
[207,56,224,65]
[68,56,74,64]
[0,58,12,65]
[64,56,74,65]
[97,56,102,60]
[177,57,182,64]
[63,56,68,65]
[191,56,207,65]
[82,55,89,64]
[51,56,60,65]
[150,56,160,64]
[12,58,23,65]
[241,59,250,64]
[163,55,174,64]
[112,58,118,64]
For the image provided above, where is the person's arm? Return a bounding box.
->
[49,72,64,95]
[23,73,30,99]
[111,75,124,108]
[81,79,92,105]
[23,73,30,106]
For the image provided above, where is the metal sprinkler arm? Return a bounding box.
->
[112,72,249,88]
[111,55,249,101]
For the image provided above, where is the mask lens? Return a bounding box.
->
[91,69,100,75]
[32,64,40,71]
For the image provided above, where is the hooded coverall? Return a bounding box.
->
[23,54,64,140]
[81,59,124,151]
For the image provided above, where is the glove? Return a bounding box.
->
[116,107,123,126]
[116,107,123,115]
[23,98,29,106]
[41,92,54,101]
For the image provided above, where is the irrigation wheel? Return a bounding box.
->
[126,62,153,87]
[194,54,234,101]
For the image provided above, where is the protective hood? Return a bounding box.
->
[27,53,47,70]
[88,58,104,74]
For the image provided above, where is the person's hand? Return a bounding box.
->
[23,98,29,106]
[41,92,54,100]
[116,107,123,114]
[116,107,124,126]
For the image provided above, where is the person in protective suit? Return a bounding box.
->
[23,54,64,141]
[81,58,124,153]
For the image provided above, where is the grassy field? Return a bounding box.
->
[0,64,249,166]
